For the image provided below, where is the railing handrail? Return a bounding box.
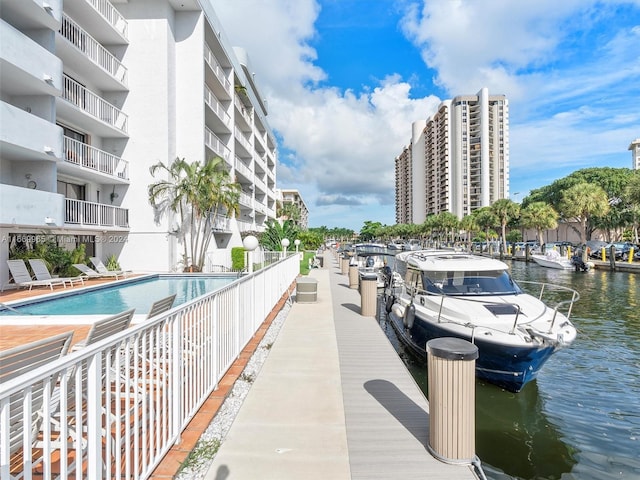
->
[204,42,232,93]
[87,0,128,39]
[65,198,129,228]
[60,14,127,85]
[62,75,128,133]
[0,256,300,479]
[63,136,129,180]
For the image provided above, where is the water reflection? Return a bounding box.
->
[476,381,576,479]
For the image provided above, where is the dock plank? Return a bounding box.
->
[329,267,476,479]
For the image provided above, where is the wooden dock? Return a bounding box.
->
[202,258,478,479]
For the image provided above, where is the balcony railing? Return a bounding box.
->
[234,94,252,124]
[204,84,231,128]
[0,256,300,479]
[64,137,129,180]
[60,15,128,85]
[87,0,128,39]
[234,126,252,153]
[63,75,128,133]
[205,127,231,163]
[204,43,231,93]
[65,198,129,228]
[234,156,252,179]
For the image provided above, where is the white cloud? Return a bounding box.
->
[212,0,440,223]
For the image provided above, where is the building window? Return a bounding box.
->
[57,180,86,201]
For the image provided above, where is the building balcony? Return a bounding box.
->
[204,127,231,164]
[254,177,266,193]
[58,74,128,136]
[238,191,253,208]
[0,19,62,97]
[61,136,129,182]
[234,94,252,128]
[0,101,63,161]
[204,42,231,100]
[65,198,128,228]
[0,0,62,31]
[58,14,127,89]
[204,83,231,132]
[234,126,252,156]
[211,215,231,232]
[234,156,252,181]
[0,184,64,228]
[63,0,128,43]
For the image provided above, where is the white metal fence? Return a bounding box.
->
[0,255,299,479]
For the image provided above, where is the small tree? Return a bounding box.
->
[490,199,520,253]
[148,156,240,271]
[261,219,299,251]
[559,182,610,241]
[520,201,559,247]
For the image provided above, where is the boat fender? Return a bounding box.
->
[403,303,415,329]
[385,294,395,313]
[391,303,405,320]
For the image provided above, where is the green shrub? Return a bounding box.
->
[231,247,245,271]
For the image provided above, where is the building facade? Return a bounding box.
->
[394,144,412,224]
[0,0,278,284]
[396,87,509,223]
[630,139,640,170]
[276,188,309,230]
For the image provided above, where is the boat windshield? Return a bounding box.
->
[422,269,522,296]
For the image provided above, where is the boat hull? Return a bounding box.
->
[387,309,557,392]
[531,255,574,270]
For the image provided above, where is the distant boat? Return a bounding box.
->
[385,250,579,392]
[531,250,574,270]
[531,250,592,271]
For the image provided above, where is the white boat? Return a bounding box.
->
[385,249,579,392]
[531,250,575,270]
[349,243,391,290]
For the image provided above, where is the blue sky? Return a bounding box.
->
[211,0,640,230]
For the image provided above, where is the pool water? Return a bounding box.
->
[0,275,236,316]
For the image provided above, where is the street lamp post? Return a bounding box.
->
[294,239,300,252]
[281,238,290,260]
[243,235,259,273]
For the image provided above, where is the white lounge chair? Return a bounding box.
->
[147,293,176,319]
[0,331,74,478]
[28,259,84,288]
[3,259,66,291]
[89,257,127,280]
[72,263,117,279]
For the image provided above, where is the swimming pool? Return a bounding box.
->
[0,275,238,316]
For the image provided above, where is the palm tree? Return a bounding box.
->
[491,199,520,253]
[196,158,241,269]
[559,182,610,241]
[459,214,479,250]
[624,173,640,243]
[148,156,240,271]
[474,207,499,248]
[148,157,191,265]
[520,202,559,247]
[276,201,301,225]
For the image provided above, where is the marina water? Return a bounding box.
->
[378,260,639,479]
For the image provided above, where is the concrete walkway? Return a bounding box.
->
[204,256,477,480]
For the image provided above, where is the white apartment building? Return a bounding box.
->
[0,0,278,283]
[276,188,309,230]
[396,87,509,223]
[630,139,640,170]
